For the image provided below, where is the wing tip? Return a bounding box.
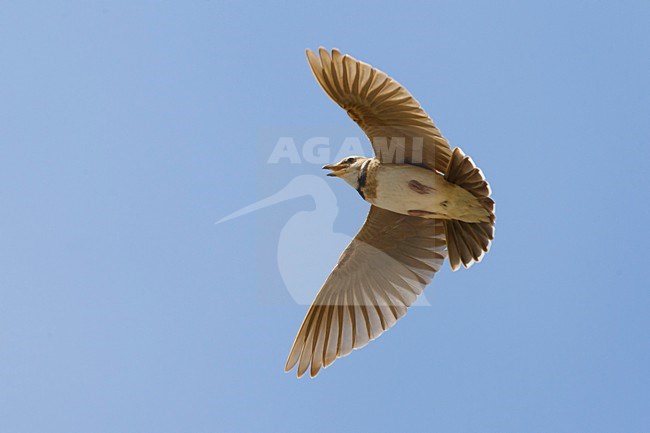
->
[309,365,321,378]
[305,48,319,65]
[318,46,329,59]
[285,360,308,379]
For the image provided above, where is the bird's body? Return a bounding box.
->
[352,158,492,223]
[283,48,496,378]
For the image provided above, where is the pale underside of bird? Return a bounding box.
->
[285,48,495,378]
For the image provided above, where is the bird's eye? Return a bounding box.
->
[345,157,356,164]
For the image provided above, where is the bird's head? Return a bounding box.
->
[322,156,369,189]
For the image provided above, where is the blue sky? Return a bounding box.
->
[2,1,650,432]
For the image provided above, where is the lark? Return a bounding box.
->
[285,48,495,378]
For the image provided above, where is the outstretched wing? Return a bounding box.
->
[306,48,452,173]
[285,206,447,378]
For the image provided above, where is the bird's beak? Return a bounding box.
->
[323,163,345,177]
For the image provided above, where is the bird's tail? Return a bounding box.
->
[443,147,495,271]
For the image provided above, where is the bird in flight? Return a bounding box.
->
[285,48,495,378]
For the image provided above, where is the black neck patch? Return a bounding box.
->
[356,159,370,199]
